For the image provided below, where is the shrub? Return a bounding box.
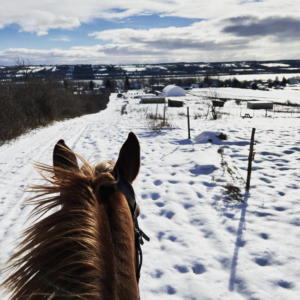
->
[0,80,110,145]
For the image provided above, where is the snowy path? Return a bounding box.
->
[1,94,300,299]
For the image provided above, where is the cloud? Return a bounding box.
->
[0,1,299,64]
[50,37,71,42]
[222,15,300,39]
[0,1,299,35]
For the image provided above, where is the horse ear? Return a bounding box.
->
[115,132,140,183]
[53,140,79,172]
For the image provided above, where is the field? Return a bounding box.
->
[1,88,300,299]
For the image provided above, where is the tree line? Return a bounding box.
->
[0,79,110,145]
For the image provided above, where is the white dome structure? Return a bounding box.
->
[163,85,186,97]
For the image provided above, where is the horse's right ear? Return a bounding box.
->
[53,140,79,172]
[114,132,140,184]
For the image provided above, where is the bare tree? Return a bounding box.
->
[14,56,32,80]
[203,88,222,120]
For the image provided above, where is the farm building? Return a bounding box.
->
[247,101,273,110]
[289,78,299,85]
[163,85,186,97]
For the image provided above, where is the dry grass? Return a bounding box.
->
[222,184,244,203]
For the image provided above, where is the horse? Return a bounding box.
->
[1,132,149,300]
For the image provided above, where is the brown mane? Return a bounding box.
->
[1,136,140,300]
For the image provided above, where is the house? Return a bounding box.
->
[181,86,192,90]
[289,78,299,85]
[257,84,268,91]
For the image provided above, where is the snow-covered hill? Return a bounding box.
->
[1,92,300,299]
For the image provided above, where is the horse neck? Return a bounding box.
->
[106,191,139,300]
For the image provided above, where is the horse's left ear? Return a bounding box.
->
[53,140,80,172]
[115,132,140,183]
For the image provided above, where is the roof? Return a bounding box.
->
[163,85,186,97]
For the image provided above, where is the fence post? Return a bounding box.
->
[163,101,166,126]
[187,107,191,139]
[246,128,256,190]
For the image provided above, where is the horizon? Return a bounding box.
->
[1,58,300,68]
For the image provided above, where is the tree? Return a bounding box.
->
[14,56,31,80]
[63,79,70,89]
[232,78,240,88]
[281,77,287,87]
[273,76,280,86]
[124,76,130,90]
[251,82,258,90]
[89,80,95,91]
[105,79,111,89]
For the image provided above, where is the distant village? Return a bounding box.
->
[0,60,299,82]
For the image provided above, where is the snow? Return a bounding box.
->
[122,66,146,72]
[189,87,300,105]
[219,73,300,82]
[1,91,300,299]
[260,63,290,68]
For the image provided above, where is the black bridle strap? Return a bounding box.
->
[111,171,150,283]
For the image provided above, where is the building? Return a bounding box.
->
[162,85,186,97]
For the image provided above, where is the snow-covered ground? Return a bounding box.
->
[1,91,300,299]
[219,73,300,82]
[189,87,300,106]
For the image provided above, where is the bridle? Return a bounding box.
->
[112,171,150,284]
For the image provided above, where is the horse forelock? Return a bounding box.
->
[1,155,127,300]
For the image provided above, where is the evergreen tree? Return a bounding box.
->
[281,77,287,86]
[124,76,130,90]
[89,80,95,90]
[105,79,111,89]
[273,76,280,86]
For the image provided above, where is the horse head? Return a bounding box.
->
[2,132,146,300]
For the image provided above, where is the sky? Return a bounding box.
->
[0,0,299,65]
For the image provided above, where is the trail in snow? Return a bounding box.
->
[1,92,300,300]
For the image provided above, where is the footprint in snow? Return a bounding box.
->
[274,206,285,211]
[183,203,193,209]
[168,180,178,184]
[166,286,176,295]
[277,280,294,289]
[169,236,177,242]
[157,232,165,241]
[260,177,272,184]
[151,193,160,200]
[260,233,269,240]
[192,263,206,275]
[283,150,294,155]
[154,180,163,186]
[174,265,189,273]
[160,210,175,219]
[151,270,163,278]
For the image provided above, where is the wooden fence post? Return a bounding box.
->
[246,128,256,190]
[163,101,166,126]
[187,107,191,139]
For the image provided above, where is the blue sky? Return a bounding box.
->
[0,16,203,51]
[0,0,299,65]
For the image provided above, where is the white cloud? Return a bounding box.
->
[0,1,299,64]
[50,37,71,42]
[0,1,299,35]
